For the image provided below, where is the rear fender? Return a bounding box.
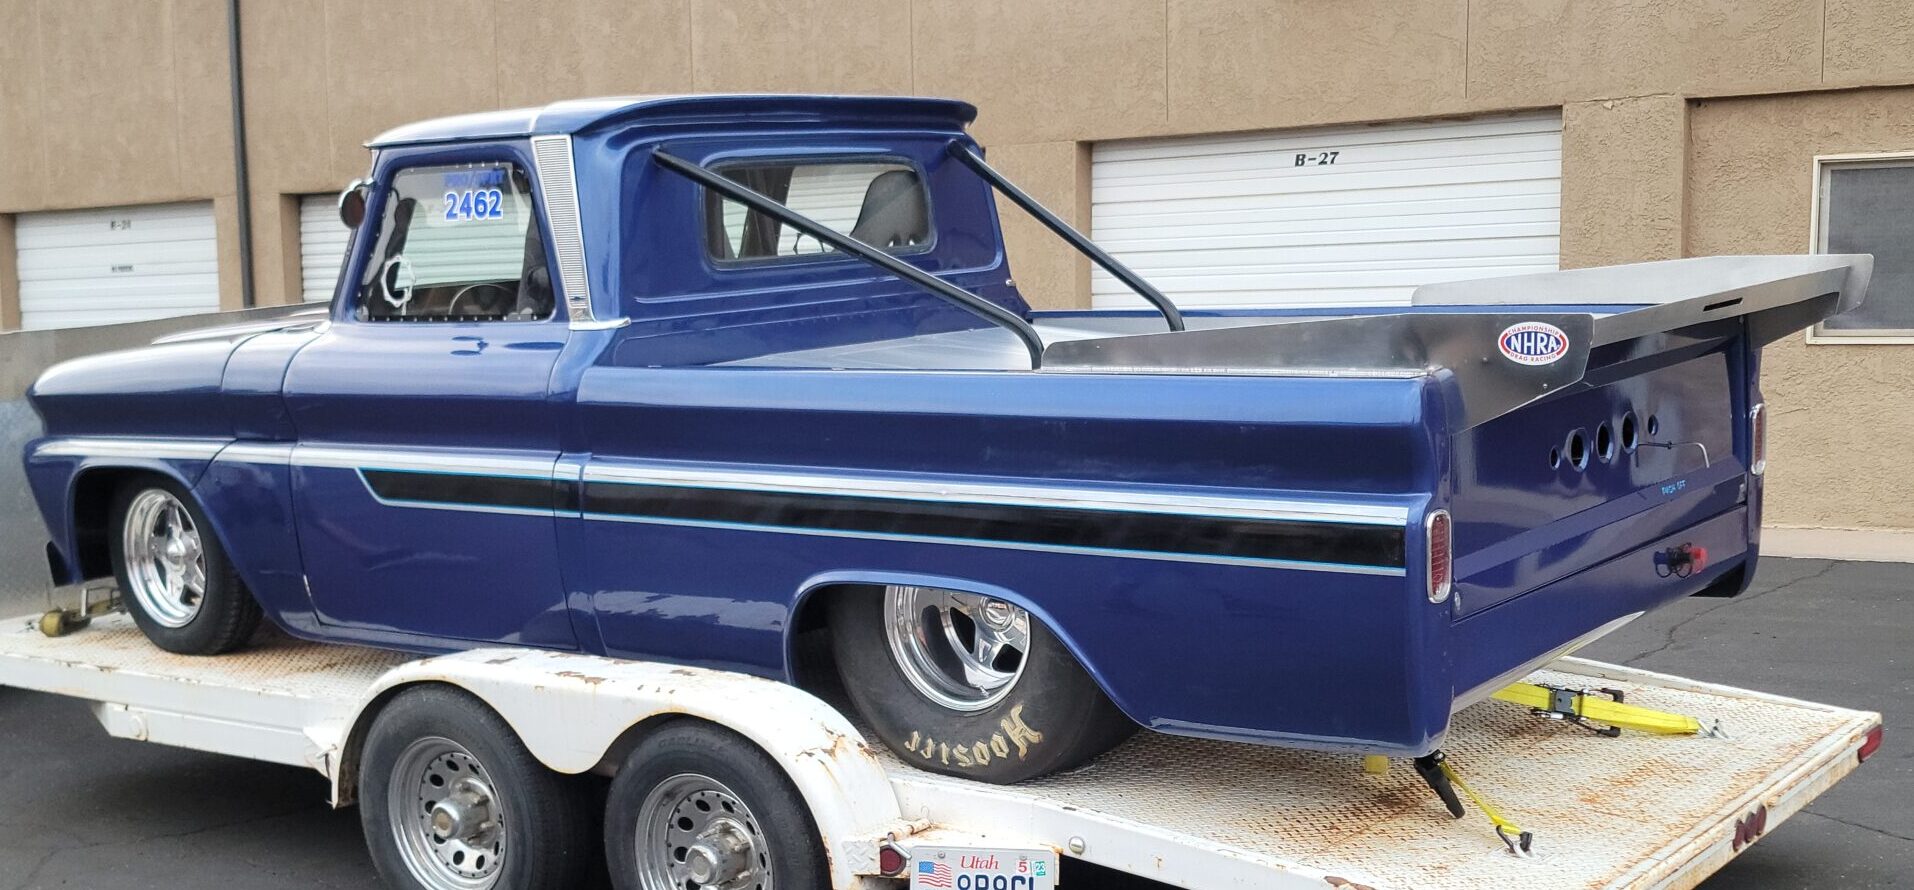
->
[335,651,904,889]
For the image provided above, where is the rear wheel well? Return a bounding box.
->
[69,467,167,581]
[785,583,882,704]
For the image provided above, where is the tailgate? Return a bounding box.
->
[1449,336,1747,615]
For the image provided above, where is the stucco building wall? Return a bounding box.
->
[1,0,1911,538]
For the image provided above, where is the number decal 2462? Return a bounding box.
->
[443,188,506,222]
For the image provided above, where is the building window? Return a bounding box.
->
[1812,154,1914,342]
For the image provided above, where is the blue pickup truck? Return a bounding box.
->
[23,95,1870,789]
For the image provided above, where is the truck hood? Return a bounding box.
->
[149,306,328,346]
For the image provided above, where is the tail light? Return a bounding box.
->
[1859,724,1884,764]
[1749,402,1767,476]
[1426,510,1453,603]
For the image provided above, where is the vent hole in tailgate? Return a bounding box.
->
[1548,446,1562,469]
[1596,422,1615,462]
[1648,414,1661,438]
[1566,430,1589,470]
[1621,412,1640,453]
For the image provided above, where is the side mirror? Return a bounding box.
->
[337,179,370,229]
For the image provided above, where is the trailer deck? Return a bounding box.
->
[0,612,1881,890]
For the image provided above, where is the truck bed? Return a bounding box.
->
[0,612,1879,890]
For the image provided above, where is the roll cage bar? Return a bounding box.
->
[652,141,1183,370]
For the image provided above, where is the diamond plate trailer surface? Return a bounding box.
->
[0,613,1880,890]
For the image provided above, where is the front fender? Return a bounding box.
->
[24,439,226,585]
[337,649,904,889]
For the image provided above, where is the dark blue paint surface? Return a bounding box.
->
[20,96,1770,757]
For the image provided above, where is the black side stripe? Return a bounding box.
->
[360,469,1406,569]
[581,482,1404,569]
[362,470,579,513]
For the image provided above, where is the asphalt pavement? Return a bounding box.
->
[1,556,1907,888]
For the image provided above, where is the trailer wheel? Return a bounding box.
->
[603,721,827,890]
[361,686,595,890]
[109,478,260,655]
[829,585,1136,783]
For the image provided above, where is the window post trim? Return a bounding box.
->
[1807,151,1914,345]
[531,134,618,330]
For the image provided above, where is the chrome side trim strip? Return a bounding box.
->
[289,444,558,478]
[529,134,599,327]
[218,442,295,463]
[32,437,229,461]
[568,317,631,331]
[582,462,1410,526]
[205,443,1409,526]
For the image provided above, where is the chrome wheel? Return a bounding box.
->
[884,585,1031,712]
[635,773,774,890]
[388,737,506,890]
[120,489,206,629]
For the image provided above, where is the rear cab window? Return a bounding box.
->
[703,160,931,263]
[356,161,555,322]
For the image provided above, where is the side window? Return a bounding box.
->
[356,161,554,321]
[704,161,929,262]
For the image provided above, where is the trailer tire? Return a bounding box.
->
[829,585,1136,783]
[603,721,828,890]
[360,686,597,890]
[108,477,260,655]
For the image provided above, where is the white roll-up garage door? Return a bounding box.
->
[1090,114,1562,309]
[16,201,220,330]
[299,194,353,302]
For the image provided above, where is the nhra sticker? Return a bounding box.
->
[1497,321,1570,366]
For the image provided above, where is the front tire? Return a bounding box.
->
[360,686,597,890]
[109,477,260,655]
[829,585,1136,783]
[604,721,828,890]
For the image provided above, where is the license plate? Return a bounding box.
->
[908,846,1058,890]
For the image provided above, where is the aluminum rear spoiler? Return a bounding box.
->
[1042,255,1873,430]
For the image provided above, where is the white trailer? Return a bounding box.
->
[0,611,1883,890]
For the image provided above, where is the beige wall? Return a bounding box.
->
[1688,87,1914,533]
[1,0,1912,534]
[0,0,241,310]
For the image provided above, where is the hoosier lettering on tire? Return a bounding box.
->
[828,585,1136,783]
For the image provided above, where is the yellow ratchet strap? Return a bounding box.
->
[1411,750,1534,856]
[1494,682,1708,737]
[1438,758,1534,857]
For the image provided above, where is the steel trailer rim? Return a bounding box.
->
[387,736,507,890]
[120,488,207,628]
[884,585,1031,712]
[634,772,775,890]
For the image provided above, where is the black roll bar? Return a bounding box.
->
[948,142,1184,331]
[652,150,1047,368]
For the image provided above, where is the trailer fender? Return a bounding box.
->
[336,648,906,887]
